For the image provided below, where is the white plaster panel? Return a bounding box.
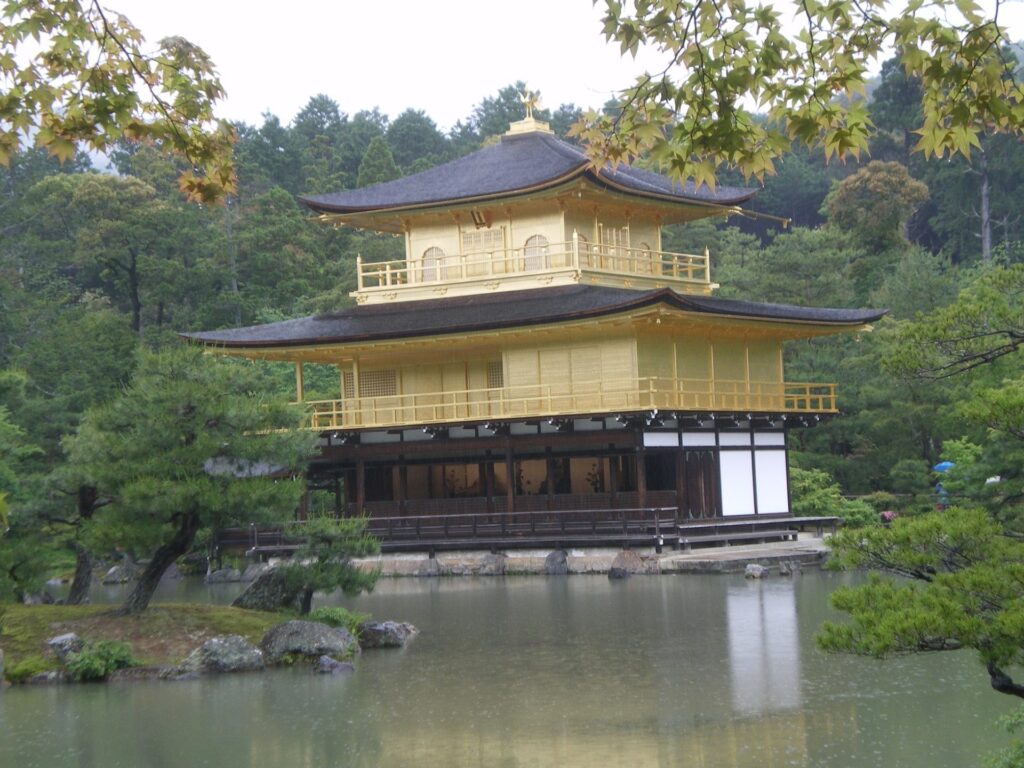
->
[681,432,716,447]
[643,432,680,447]
[754,432,786,446]
[755,451,790,514]
[720,451,756,516]
[719,432,752,446]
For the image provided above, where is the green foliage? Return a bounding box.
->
[826,161,930,252]
[0,1,235,202]
[986,706,1024,768]
[821,508,1024,669]
[6,655,51,683]
[276,515,379,614]
[64,640,136,682]
[307,606,370,637]
[789,466,876,528]
[576,1,1024,189]
[357,136,401,188]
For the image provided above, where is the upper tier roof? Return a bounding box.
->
[298,131,756,216]
[184,285,887,349]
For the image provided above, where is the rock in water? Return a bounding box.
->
[357,621,418,649]
[232,569,303,612]
[205,568,242,584]
[261,621,358,662]
[177,635,265,675]
[544,550,569,575]
[240,563,271,582]
[608,549,644,579]
[47,633,84,664]
[479,553,507,576]
[745,563,767,579]
[778,560,799,576]
[103,564,133,584]
[313,655,354,675]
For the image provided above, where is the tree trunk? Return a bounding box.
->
[127,247,143,336]
[116,508,200,615]
[65,542,93,605]
[299,587,314,616]
[979,150,992,262]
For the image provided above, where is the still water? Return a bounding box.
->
[0,573,1011,768]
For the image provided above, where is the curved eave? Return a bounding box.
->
[182,288,887,352]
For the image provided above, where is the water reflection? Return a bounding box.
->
[1,574,1009,768]
[726,581,801,715]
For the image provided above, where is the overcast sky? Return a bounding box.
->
[110,0,1024,132]
[108,0,659,131]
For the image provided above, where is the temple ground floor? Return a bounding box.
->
[271,412,824,552]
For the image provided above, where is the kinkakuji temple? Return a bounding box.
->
[188,111,885,552]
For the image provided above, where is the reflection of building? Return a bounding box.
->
[188,112,883,546]
[727,582,802,715]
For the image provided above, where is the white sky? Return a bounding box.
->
[107,0,659,131]
[108,0,1024,132]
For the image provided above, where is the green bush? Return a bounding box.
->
[65,640,137,682]
[790,466,879,529]
[7,655,50,683]
[307,606,369,636]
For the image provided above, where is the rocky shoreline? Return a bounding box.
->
[6,617,416,687]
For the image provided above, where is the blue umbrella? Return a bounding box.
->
[933,461,955,472]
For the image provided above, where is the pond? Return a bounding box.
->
[0,572,1010,767]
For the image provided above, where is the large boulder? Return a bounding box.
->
[745,563,768,579]
[240,563,271,583]
[22,591,55,605]
[232,568,303,612]
[357,621,418,649]
[103,564,134,584]
[479,553,507,576]
[260,621,358,662]
[176,635,265,675]
[544,550,569,575]
[313,655,354,675]
[47,633,84,664]
[205,568,242,584]
[608,549,644,579]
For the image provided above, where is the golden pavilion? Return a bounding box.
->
[188,113,884,551]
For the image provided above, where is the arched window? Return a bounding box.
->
[523,234,549,271]
[421,247,444,282]
[636,242,654,274]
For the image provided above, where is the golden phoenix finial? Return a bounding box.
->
[519,88,541,120]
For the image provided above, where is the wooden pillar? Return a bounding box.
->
[637,445,648,511]
[505,441,515,513]
[398,456,408,515]
[608,448,619,508]
[295,362,305,403]
[675,449,686,523]
[545,448,555,511]
[483,451,495,514]
[355,458,366,516]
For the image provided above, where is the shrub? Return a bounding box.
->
[790,466,879,529]
[308,606,369,636]
[65,640,137,682]
[7,655,51,683]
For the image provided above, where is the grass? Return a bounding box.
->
[0,603,288,677]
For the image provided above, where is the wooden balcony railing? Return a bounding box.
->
[355,237,711,293]
[304,377,837,431]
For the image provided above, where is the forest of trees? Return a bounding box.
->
[1,69,1022,597]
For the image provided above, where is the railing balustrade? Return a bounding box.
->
[303,376,837,430]
[355,240,710,292]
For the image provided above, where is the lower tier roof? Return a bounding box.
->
[183,285,886,349]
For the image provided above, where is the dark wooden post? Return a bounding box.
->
[398,456,408,516]
[545,447,555,511]
[608,449,619,509]
[505,442,515,514]
[483,451,495,514]
[355,458,366,516]
[675,449,686,524]
[637,445,648,512]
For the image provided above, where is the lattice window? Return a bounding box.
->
[486,360,504,389]
[523,234,549,271]
[462,227,505,253]
[359,369,397,398]
[421,247,443,282]
[342,371,355,399]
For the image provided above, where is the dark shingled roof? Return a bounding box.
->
[184,286,887,349]
[298,131,756,215]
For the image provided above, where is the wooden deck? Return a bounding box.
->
[218,512,838,558]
